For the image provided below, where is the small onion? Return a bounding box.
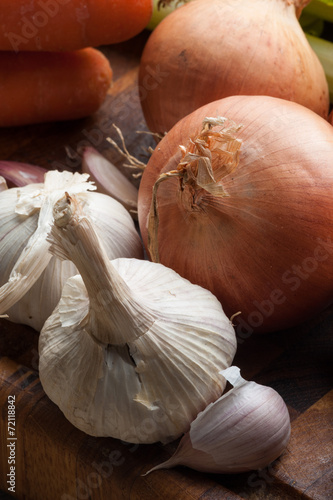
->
[138,95,333,335]
[139,0,329,134]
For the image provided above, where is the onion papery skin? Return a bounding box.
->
[138,95,333,336]
[139,0,329,135]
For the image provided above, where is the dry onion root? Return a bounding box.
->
[138,95,333,336]
[139,0,330,135]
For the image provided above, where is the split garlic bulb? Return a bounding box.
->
[147,366,291,474]
[0,170,143,331]
[38,193,237,444]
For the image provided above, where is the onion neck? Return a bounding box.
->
[51,193,155,345]
[158,0,311,19]
[147,117,242,263]
[280,0,311,18]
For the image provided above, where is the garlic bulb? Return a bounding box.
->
[146,366,291,474]
[38,192,237,444]
[0,170,143,331]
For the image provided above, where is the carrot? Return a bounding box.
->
[0,48,113,127]
[0,0,153,52]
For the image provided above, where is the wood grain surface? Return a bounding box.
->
[0,30,333,500]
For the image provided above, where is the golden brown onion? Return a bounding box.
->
[138,95,333,337]
[139,0,329,134]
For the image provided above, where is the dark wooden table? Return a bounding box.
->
[0,30,332,500]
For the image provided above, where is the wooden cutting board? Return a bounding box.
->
[0,30,333,500]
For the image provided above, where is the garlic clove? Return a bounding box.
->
[145,366,291,474]
[39,193,237,444]
[7,258,77,331]
[81,146,139,215]
[0,160,47,188]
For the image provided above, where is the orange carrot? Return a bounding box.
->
[0,48,113,127]
[0,0,153,52]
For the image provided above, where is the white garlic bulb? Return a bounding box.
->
[146,366,291,474]
[0,170,143,331]
[38,192,237,444]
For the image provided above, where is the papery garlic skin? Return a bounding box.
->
[0,176,7,192]
[146,366,291,474]
[0,170,143,331]
[39,193,237,444]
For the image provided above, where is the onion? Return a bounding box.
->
[139,0,330,135]
[138,95,333,336]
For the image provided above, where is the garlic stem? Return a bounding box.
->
[50,193,155,345]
